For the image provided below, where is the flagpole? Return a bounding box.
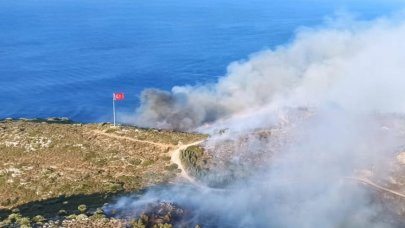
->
[112,93,116,126]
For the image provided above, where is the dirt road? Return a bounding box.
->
[92,129,204,183]
[169,140,205,183]
[92,130,175,148]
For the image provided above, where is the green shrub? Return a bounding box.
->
[90,208,106,220]
[8,213,21,222]
[78,204,87,213]
[90,214,105,220]
[95,208,104,215]
[0,219,11,226]
[17,217,30,226]
[165,164,179,171]
[180,145,206,177]
[142,160,154,167]
[76,214,88,220]
[181,146,204,167]
[129,219,146,228]
[32,215,46,224]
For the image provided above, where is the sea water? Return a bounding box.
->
[0,0,401,122]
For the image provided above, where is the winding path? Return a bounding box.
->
[91,129,204,183]
[169,140,205,183]
[92,130,175,148]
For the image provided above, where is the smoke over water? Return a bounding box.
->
[117,14,405,227]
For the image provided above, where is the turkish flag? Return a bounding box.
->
[113,92,125,101]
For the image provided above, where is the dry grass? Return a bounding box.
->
[0,119,206,211]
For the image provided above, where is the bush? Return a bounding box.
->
[95,208,104,215]
[180,145,206,177]
[78,204,87,213]
[0,219,11,226]
[129,219,146,228]
[8,213,21,222]
[76,214,88,220]
[90,208,106,220]
[181,146,204,167]
[142,160,154,167]
[165,164,179,172]
[32,215,46,224]
[17,217,30,226]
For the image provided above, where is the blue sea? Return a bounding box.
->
[0,0,402,122]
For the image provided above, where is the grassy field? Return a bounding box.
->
[0,118,206,226]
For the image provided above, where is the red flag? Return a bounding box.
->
[113,92,125,101]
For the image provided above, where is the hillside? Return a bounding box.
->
[0,118,206,227]
[3,117,405,227]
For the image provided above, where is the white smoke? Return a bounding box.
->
[117,14,405,227]
[132,13,405,131]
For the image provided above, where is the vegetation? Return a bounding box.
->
[77,204,87,214]
[180,145,252,188]
[0,118,206,226]
[165,164,179,172]
[180,145,212,181]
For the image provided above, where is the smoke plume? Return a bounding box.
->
[133,14,405,131]
[117,14,405,227]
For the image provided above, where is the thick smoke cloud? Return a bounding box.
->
[117,14,405,227]
[133,14,405,131]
